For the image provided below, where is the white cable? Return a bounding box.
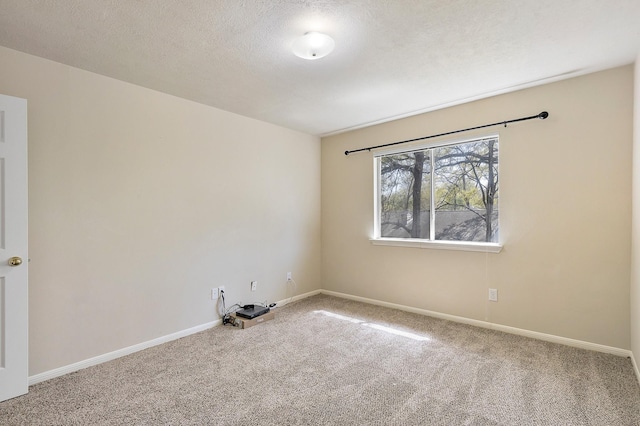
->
[287,277,298,304]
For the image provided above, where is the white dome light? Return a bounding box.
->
[292,32,335,60]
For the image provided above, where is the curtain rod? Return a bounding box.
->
[344,111,549,156]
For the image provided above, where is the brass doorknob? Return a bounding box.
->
[8,256,22,267]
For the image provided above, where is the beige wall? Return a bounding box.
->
[632,57,640,369]
[0,42,634,376]
[322,66,633,349]
[0,46,321,375]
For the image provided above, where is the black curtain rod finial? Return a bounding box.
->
[539,111,549,119]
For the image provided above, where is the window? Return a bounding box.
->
[374,135,499,249]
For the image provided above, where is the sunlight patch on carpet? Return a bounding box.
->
[313,309,431,341]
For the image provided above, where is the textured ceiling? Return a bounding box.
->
[0,1,639,135]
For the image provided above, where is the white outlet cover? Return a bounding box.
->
[488,289,498,302]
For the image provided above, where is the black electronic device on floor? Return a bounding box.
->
[235,305,270,319]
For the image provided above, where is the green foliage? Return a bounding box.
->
[379,138,499,241]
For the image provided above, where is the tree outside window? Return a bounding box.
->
[377,136,498,243]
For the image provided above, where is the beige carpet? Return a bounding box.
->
[1,294,639,425]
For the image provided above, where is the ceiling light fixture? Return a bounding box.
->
[292,32,335,60]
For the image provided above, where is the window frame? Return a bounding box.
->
[371,133,502,253]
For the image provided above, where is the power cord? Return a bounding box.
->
[219,290,242,326]
[287,277,298,304]
[220,290,272,326]
[219,290,279,326]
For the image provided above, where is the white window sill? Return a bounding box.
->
[370,238,502,253]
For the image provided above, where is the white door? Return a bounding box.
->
[0,94,28,402]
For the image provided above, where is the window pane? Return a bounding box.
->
[433,139,499,242]
[380,151,431,238]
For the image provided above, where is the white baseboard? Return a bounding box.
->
[29,288,633,386]
[28,289,324,386]
[320,290,632,358]
[275,289,321,307]
[632,352,640,384]
[29,320,221,385]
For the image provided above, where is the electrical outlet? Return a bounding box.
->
[251,281,257,291]
[488,288,498,302]
[219,286,225,296]
[286,272,292,281]
[211,287,219,300]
